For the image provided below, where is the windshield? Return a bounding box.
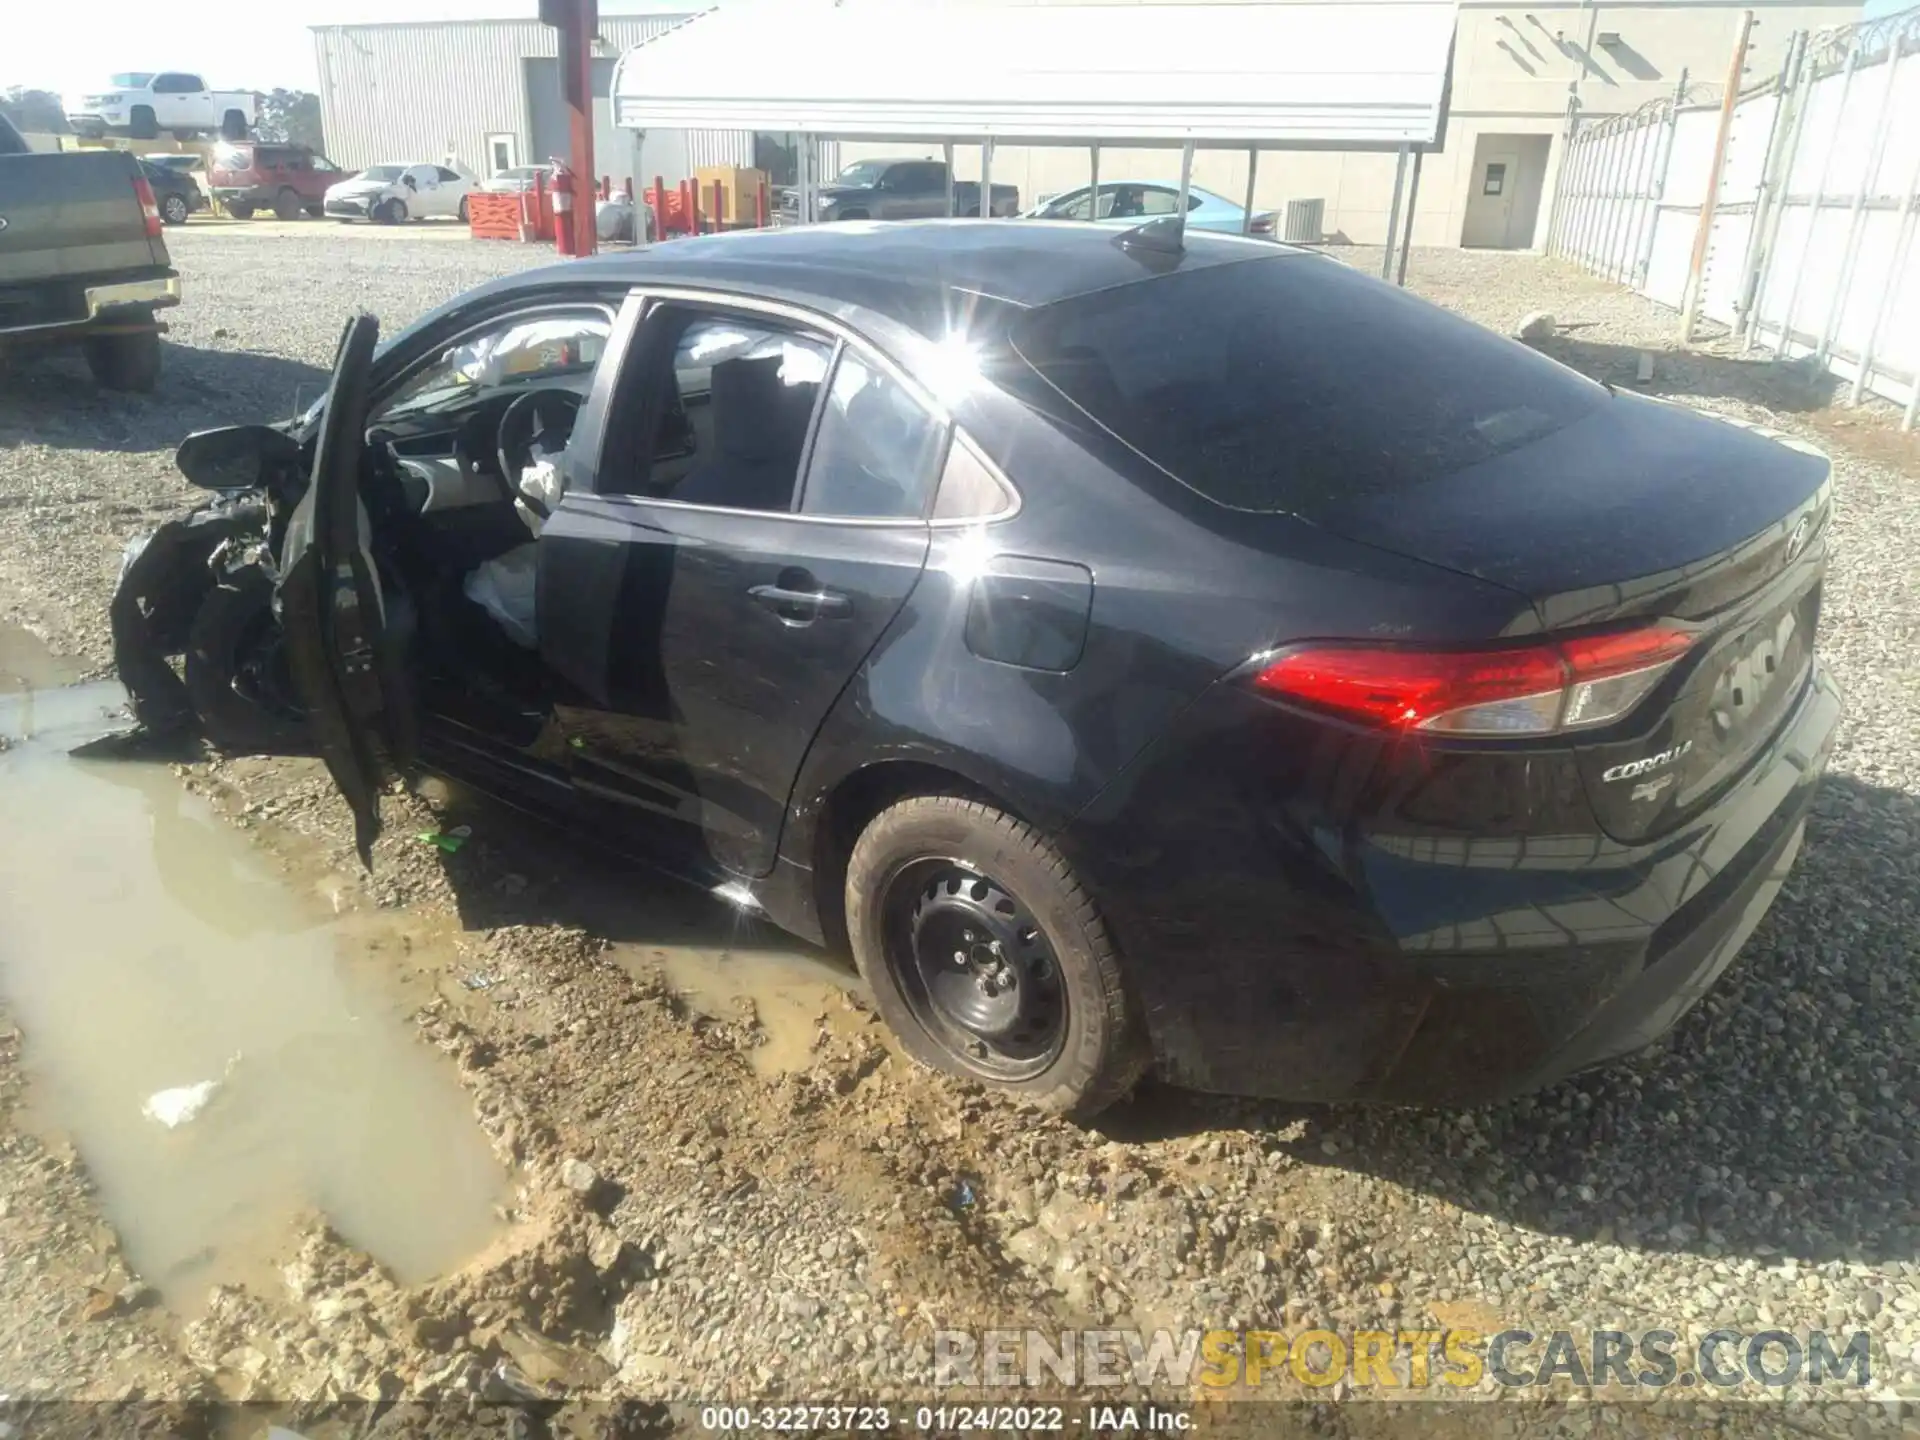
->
[379,313,612,421]
[360,165,406,182]
[108,73,155,88]
[832,161,891,188]
[1011,254,1603,513]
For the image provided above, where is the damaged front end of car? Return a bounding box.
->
[107,422,315,755]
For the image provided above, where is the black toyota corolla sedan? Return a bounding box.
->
[109,220,1840,1117]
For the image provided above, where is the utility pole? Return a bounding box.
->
[1679,9,1754,340]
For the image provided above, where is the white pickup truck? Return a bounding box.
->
[66,72,253,142]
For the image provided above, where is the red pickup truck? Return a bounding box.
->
[207,142,351,220]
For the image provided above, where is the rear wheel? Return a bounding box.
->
[845,795,1148,1116]
[221,110,248,140]
[159,192,190,225]
[227,200,255,220]
[273,187,302,221]
[83,328,162,393]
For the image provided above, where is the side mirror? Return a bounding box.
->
[175,424,303,492]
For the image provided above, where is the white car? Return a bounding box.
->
[65,71,253,141]
[323,163,473,225]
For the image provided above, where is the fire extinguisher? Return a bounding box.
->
[551,162,577,258]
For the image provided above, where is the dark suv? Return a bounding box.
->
[207,142,346,220]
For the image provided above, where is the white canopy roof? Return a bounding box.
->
[612,0,1459,150]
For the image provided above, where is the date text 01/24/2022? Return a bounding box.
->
[695,1404,1193,1431]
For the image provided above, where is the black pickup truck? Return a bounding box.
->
[0,116,182,391]
[780,158,1020,223]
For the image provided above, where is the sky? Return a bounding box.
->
[2,0,691,98]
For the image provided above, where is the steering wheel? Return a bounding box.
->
[496,388,584,518]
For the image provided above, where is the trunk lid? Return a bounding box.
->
[1294,397,1833,844]
[0,151,165,287]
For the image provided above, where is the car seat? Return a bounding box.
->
[670,356,818,511]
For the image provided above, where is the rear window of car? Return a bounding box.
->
[1009,254,1604,513]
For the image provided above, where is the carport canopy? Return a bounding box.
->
[610,0,1458,150]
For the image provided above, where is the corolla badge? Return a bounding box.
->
[1602,740,1693,784]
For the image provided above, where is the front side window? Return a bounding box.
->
[800,353,945,520]
[377,308,612,423]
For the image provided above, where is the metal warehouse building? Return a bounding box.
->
[311,12,803,191]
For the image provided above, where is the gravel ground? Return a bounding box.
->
[0,229,1915,1430]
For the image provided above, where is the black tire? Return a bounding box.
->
[379,198,408,225]
[83,328,162,393]
[227,200,255,220]
[457,195,470,223]
[221,110,248,140]
[130,105,158,140]
[159,192,190,225]
[185,569,311,755]
[845,795,1148,1116]
[273,187,302,221]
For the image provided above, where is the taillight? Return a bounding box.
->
[132,174,163,237]
[1252,624,1696,737]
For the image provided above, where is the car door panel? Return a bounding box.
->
[278,314,419,864]
[539,492,930,876]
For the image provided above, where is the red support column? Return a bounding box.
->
[652,173,666,240]
[540,0,598,256]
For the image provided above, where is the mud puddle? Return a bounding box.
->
[0,658,508,1312]
[636,941,861,1078]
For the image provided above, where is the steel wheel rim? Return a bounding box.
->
[882,858,1066,1081]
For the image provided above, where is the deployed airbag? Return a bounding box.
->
[463,543,539,649]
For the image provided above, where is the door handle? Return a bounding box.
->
[749,583,851,621]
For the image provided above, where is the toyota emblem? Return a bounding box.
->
[1785,514,1812,564]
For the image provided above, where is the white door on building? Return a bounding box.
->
[1462,149,1519,248]
[1460,134,1550,250]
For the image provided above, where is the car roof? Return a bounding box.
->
[543,220,1309,338]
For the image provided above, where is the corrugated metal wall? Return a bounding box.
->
[313,16,737,180]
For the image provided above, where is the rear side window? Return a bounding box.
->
[1010,256,1603,513]
[800,353,945,519]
